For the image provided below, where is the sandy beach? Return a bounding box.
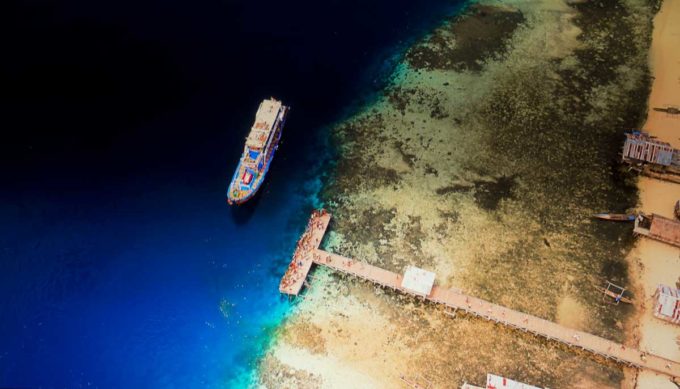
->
[257,0,674,387]
[629,0,680,387]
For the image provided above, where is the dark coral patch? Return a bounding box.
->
[406,5,526,72]
[472,175,518,211]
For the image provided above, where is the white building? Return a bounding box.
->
[401,266,436,297]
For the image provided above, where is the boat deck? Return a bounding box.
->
[280,210,680,379]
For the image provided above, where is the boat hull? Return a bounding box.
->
[227,142,279,205]
[594,285,634,304]
[227,103,288,205]
[593,213,636,222]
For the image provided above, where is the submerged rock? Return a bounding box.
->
[406,4,526,72]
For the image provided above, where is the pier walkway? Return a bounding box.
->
[279,210,680,379]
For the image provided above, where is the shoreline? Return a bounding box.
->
[257,0,666,386]
[629,0,680,388]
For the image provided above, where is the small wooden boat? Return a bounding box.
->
[593,213,636,222]
[675,200,680,220]
[594,284,634,304]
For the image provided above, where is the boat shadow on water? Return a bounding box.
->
[229,185,265,225]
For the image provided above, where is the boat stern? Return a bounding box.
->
[227,163,263,205]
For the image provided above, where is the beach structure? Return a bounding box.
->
[462,374,541,389]
[621,132,680,183]
[653,285,680,325]
[622,132,676,166]
[279,210,680,379]
[633,213,680,248]
[279,209,331,295]
[401,266,436,297]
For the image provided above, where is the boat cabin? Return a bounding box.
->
[243,99,284,169]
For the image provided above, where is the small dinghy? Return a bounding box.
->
[595,283,634,304]
[593,213,636,222]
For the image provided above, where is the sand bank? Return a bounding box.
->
[631,0,680,387]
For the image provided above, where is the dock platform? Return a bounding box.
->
[279,210,331,295]
[280,210,680,379]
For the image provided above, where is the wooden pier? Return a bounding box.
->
[279,211,680,379]
[279,210,332,295]
[621,132,680,184]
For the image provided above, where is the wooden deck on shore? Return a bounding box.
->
[634,213,680,248]
[279,211,680,379]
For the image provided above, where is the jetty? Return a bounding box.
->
[280,210,680,379]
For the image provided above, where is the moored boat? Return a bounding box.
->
[593,213,636,222]
[227,98,289,205]
[594,284,634,304]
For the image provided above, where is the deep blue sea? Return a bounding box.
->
[1,0,462,387]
